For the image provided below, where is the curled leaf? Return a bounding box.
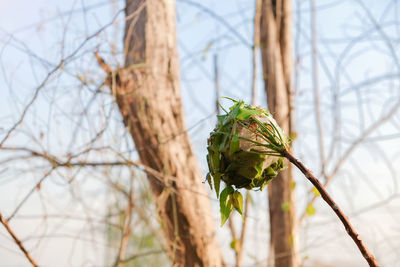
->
[220,186,234,226]
[232,191,244,218]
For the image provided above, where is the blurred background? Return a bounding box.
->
[0,0,399,266]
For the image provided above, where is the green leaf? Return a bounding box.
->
[232,191,244,218]
[229,134,240,155]
[306,204,316,216]
[211,149,220,171]
[217,114,226,126]
[206,154,212,173]
[220,186,234,226]
[230,239,237,250]
[229,101,242,119]
[281,202,290,212]
[236,107,262,120]
[265,166,277,177]
[206,173,212,190]
[253,162,263,178]
[219,134,229,152]
[277,157,284,168]
[213,173,221,199]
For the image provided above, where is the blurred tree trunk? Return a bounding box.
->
[259,0,299,267]
[108,0,225,266]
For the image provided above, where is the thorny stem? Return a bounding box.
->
[0,211,39,267]
[281,150,380,267]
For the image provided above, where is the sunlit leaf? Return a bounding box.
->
[236,107,262,120]
[232,191,244,218]
[220,186,234,226]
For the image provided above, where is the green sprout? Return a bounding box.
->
[206,98,290,225]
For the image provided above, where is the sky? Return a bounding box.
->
[1,0,400,266]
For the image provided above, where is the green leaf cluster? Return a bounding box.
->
[206,98,289,225]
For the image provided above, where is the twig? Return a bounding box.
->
[235,192,251,267]
[251,0,261,106]
[310,0,326,177]
[178,0,251,47]
[298,99,400,223]
[113,183,134,267]
[228,192,251,267]
[0,211,39,267]
[120,249,164,263]
[214,54,220,115]
[7,168,55,222]
[282,150,379,267]
[0,9,123,147]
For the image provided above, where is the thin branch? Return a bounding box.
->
[299,99,400,222]
[0,9,123,147]
[7,168,55,222]
[0,211,39,267]
[113,183,134,267]
[228,193,251,267]
[310,0,326,176]
[236,1,261,263]
[235,192,251,267]
[282,150,379,267]
[214,54,220,115]
[178,0,251,47]
[251,0,262,106]
[120,249,164,263]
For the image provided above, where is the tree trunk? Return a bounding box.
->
[109,1,224,266]
[259,0,299,266]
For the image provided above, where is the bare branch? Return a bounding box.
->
[283,150,379,267]
[310,0,326,177]
[0,211,39,267]
[251,0,262,106]
[235,192,251,267]
[120,249,164,263]
[299,99,400,223]
[178,0,251,47]
[113,181,134,267]
[0,9,123,147]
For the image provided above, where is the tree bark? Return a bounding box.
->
[260,0,299,266]
[109,1,225,266]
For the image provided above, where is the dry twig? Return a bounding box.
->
[282,150,380,267]
[0,211,39,267]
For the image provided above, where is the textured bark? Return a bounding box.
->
[260,0,299,266]
[111,1,224,266]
